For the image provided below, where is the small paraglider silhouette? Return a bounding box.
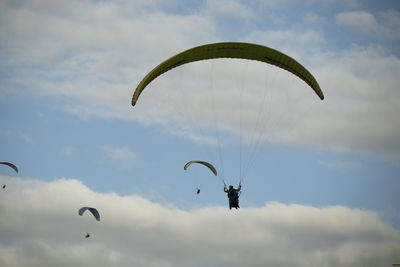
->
[184,161,218,195]
[1,162,18,190]
[184,161,217,176]
[0,162,18,173]
[78,207,100,238]
[78,207,100,221]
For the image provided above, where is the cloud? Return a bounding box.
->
[101,146,137,168]
[63,146,73,156]
[1,0,400,162]
[311,47,400,161]
[336,11,379,35]
[336,10,400,40]
[2,130,33,144]
[256,0,362,8]
[0,177,399,267]
[205,0,254,31]
[318,159,360,170]
[133,44,400,162]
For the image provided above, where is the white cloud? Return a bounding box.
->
[311,47,400,161]
[2,130,33,144]
[1,0,400,162]
[336,10,400,40]
[336,11,379,35]
[132,44,400,162]
[381,9,400,29]
[0,177,399,267]
[101,145,137,168]
[63,146,73,156]
[318,159,360,170]
[0,0,215,120]
[205,0,254,24]
[303,12,320,24]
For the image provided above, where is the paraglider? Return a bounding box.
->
[224,184,242,209]
[78,207,100,238]
[184,160,218,194]
[131,42,324,107]
[0,162,18,173]
[132,42,324,209]
[184,161,218,176]
[1,162,19,189]
[78,207,100,221]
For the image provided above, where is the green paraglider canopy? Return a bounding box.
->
[132,42,324,106]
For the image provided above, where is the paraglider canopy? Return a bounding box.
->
[0,162,18,173]
[131,42,325,196]
[132,42,324,107]
[78,207,100,221]
[184,160,218,176]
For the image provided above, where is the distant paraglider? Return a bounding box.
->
[184,161,218,176]
[78,207,100,221]
[1,162,19,189]
[78,207,100,238]
[0,162,18,173]
[184,160,220,194]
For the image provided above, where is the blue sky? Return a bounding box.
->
[1,1,400,266]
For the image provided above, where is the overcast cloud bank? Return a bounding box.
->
[0,176,399,267]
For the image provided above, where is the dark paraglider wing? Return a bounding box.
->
[0,162,18,173]
[78,207,100,221]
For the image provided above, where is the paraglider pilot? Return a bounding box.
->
[224,184,241,209]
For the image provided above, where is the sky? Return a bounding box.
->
[0,0,400,266]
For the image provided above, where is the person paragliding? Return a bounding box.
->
[78,207,100,238]
[224,183,242,209]
[132,42,324,208]
[184,160,218,195]
[1,162,18,189]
